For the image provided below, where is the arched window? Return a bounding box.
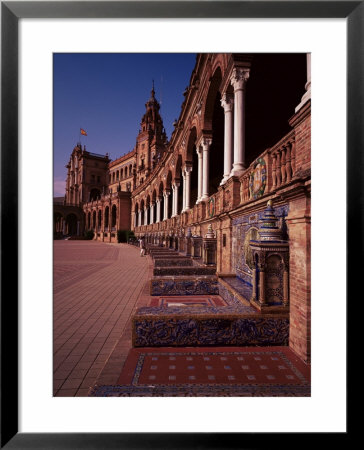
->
[111,205,117,228]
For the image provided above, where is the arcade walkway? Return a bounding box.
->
[53,240,150,396]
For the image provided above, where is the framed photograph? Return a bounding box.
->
[2,1,357,448]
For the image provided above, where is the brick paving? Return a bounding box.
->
[53,241,149,396]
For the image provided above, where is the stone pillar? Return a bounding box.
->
[134,212,137,228]
[62,220,66,235]
[185,227,192,257]
[201,138,212,202]
[163,189,170,220]
[156,197,161,223]
[150,202,155,225]
[203,225,217,265]
[230,67,250,177]
[295,53,311,112]
[144,207,148,226]
[185,164,192,210]
[251,267,257,302]
[138,210,142,227]
[220,92,234,184]
[259,268,266,305]
[196,147,203,203]
[283,270,289,306]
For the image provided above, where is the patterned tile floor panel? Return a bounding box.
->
[89,346,310,397]
[149,296,227,308]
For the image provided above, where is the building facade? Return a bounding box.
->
[56,53,311,362]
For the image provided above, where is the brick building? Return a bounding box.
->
[56,53,311,363]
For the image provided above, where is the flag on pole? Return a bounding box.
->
[80,128,87,136]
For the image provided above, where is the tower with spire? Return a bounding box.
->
[135,82,167,185]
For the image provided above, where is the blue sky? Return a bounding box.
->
[53,53,197,196]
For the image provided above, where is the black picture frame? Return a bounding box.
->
[1,1,357,448]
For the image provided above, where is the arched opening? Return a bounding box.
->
[90,188,101,201]
[104,206,109,229]
[158,182,164,222]
[66,213,78,236]
[92,210,96,229]
[186,127,198,206]
[87,212,91,229]
[111,205,117,229]
[98,210,102,230]
[204,68,224,195]
[140,199,145,225]
[175,155,183,215]
[166,171,172,219]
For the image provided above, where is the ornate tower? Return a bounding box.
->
[136,83,167,185]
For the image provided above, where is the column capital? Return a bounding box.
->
[231,67,250,91]
[220,92,234,112]
[185,163,193,173]
[201,137,212,151]
[164,189,171,196]
[172,180,180,189]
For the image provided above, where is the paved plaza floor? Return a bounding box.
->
[53,240,150,396]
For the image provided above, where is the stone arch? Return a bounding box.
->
[184,127,199,206]
[202,66,223,131]
[202,67,225,195]
[140,198,145,225]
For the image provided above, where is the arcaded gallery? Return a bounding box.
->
[55,53,311,396]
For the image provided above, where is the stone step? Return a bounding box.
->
[154,258,193,267]
[153,266,216,276]
[150,275,219,296]
[132,307,289,347]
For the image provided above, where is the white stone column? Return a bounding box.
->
[172,181,180,216]
[144,207,148,225]
[150,202,155,224]
[185,164,192,210]
[201,138,212,202]
[220,92,234,184]
[230,67,250,177]
[295,53,311,112]
[196,147,203,203]
[138,210,142,227]
[163,189,170,220]
[62,220,66,235]
[156,197,161,223]
[134,212,137,228]
[182,170,186,212]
